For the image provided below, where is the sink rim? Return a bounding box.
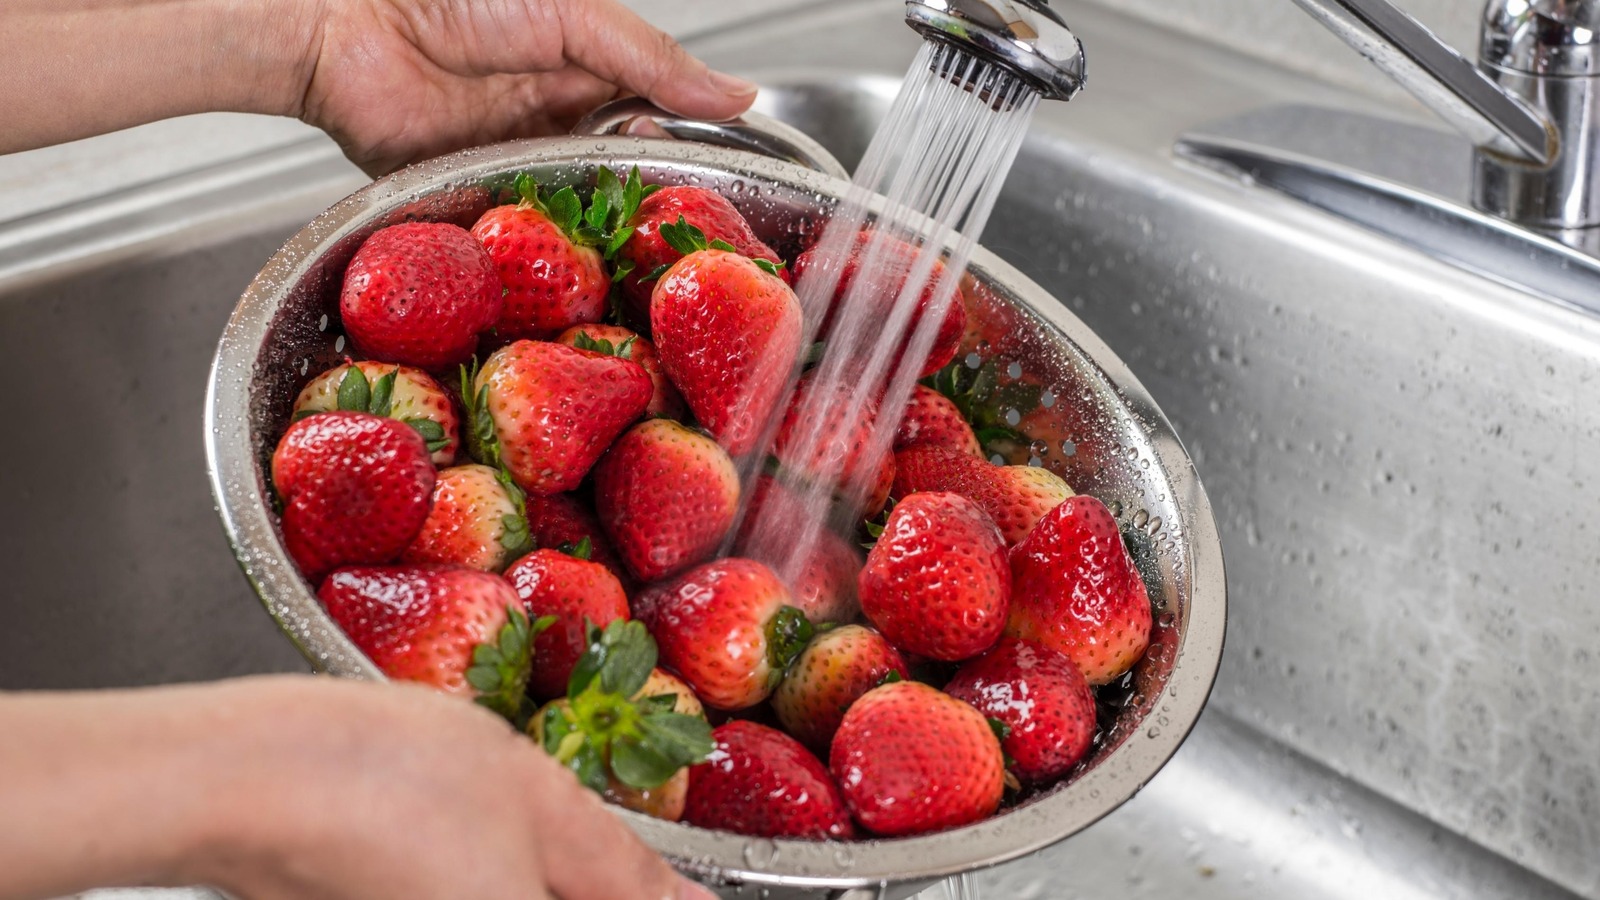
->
[204,133,1227,889]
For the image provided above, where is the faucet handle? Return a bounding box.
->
[1481,0,1600,77]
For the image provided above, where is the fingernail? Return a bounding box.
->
[622,116,672,139]
[677,877,720,900]
[706,68,758,97]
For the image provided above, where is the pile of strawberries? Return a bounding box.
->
[270,166,1155,841]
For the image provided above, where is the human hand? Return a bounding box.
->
[293,0,759,176]
[180,676,714,900]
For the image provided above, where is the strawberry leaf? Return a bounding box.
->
[570,331,614,355]
[336,366,370,412]
[623,166,646,219]
[752,258,785,277]
[877,669,903,687]
[765,605,815,675]
[469,605,539,723]
[586,191,611,231]
[640,692,680,714]
[558,535,593,561]
[641,263,671,283]
[642,183,663,198]
[708,238,738,253]
[499,512,533,558]
[368,370,396,417]
[404,417,450,453]
[570,741,609,794]
[546,187,584,236]
[615,335,636,360]
[514,172,540,207]
[658,216,708,256]
[598,621,657,699]
[609,734,677,789]
[596,166,626,221]
[606,227,636,261]
[987,716,1013,743]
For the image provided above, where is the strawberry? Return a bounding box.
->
[556,324,685,419]
[829,681,1004,836]
[601,668,708,822]
[523,492,628,584]
[319,563,546,720]
[945,637,1096,783]
[339,222,500,370]
[771,372,896,521]
[683,720,855,840]
[892,444,1073,545]
[1007,495,1152,685]
[464,340,651,495]
[651,220,802,456]
[859,491,1010,662]
[505,544,631,700]
[401,464,529,572]
[771,624,909,754]
[532,620,714,813]
[736,476,863,624]
[471,169,644,342]
[793,229,966,378]
[616,185,787,328]
[895,383,982,458]
[633,558,811,711]
[271,412,435,580]
[293,361,459,465]
[593,418,740,582]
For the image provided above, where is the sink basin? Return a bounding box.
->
[1,1,1594,898]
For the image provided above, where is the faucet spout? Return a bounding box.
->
[1289,0,1554,164]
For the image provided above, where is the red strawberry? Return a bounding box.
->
[793,229,966,378]
[771,624,909,754]
[272,412,435,580]
[829,681,1004,836]
[893,444,1073,545]
[401,464,528,572]
[616,185,787,328]
[684,721,855,840]
[895,384,982,458]
[467,340,651,495]
[633,558,810,711]
[339,222,500,370]
[556,324,685,419]
[736,476,863,624]
[505,547,630,700]
[772,372,896,520]
[293,361,460,465]
[1007,495,1152,685]
[859,491,1010,662]
[523,492,628,583]
[651,225,802,456]
[319,563,539,719]
[944,637,1096,783]
[471,172,632,342]
[593,419,739,582]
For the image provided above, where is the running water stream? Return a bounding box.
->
[730,43,1045,897]
[732,39,1041,604]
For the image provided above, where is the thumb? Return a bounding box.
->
[555,0,758,120]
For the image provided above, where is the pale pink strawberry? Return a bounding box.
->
[294,361,459,465]
[401,464,527,572]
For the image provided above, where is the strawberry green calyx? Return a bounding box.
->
[512,166,652,264]
[299,365,447,452]
[657,215,787,278]
[569,330,637,360]
[877,669,903,687]
[461,358,535,559]
[468,605,556,723]
[921,357,1041,455]
[766,605,816,676]
[558,535,593,561]
[537,620,713,792]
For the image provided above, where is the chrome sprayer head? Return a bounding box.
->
[904,0,1086,101]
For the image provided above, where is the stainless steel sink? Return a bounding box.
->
[2,1,1595,898]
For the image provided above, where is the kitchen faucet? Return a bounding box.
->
[1290,0,1598,239]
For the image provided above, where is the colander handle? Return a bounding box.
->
[572,97,851,181]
